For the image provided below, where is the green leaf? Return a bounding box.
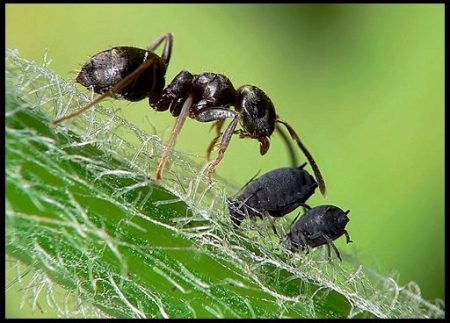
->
[5,49,444,318]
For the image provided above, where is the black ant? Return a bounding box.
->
[51,32,326,196]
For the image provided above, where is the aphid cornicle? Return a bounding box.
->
[285,205,352,262]
[228,163,318,230]
[51,32,326,196]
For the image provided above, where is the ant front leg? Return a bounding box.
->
[191,107,239,179]
[206,119,225,161]
[146,32,173,65]
[155,94,194,184]
[206,117,239,179]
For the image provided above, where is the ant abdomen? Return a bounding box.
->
[77,47,166,102]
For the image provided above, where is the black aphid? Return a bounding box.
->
[51,33,326,195]
[285,205,352,261]
[228,163,318,230]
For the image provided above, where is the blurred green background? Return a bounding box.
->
[6,3,444,313]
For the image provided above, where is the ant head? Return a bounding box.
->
[236,85,277,155]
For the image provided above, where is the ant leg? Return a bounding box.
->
[155,94,193,184]
[51,57,158,126]
[193,107,237,122]
[206,116,239,178]
[276,118,326,197]
[209,118,225,134]
[206,119,225,160]
[191,107,239,178]
[146,32,173,65]
[276,123,299,167]
[344,230,353,244]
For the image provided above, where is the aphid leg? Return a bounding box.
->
[299,203,311,211]
[344,230,353,244]
[276,118,326,197]
[206,119,225,160]
[244,207,251,223]
[51,57,158,126]
[229,187,265,228]
[298,232,310,254]
[322,233,342,262]
[289,212,302,229]
[155,94,194,183]
[275,123,299,167]
[89,85,95,101]
[146,32,173,65]
[234,188,262,212]
[267,216,278,236]
[326,244,331,259]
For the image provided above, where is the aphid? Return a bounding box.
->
[285,205,352,261]
[51,33,326,195]
[228,163,318,230]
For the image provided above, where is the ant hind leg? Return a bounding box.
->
[147,32,173,65]
[51,57,158,126]
[206,119,225,161]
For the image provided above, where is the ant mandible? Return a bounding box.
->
[51,32,326,196]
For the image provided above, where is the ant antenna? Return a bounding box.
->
[275,123,299,167]
[275,118,326,197]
